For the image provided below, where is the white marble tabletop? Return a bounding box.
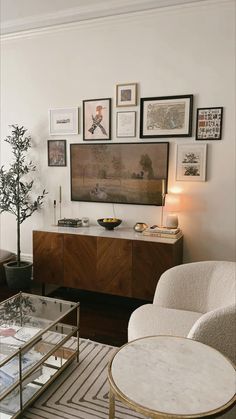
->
[34,226,182,244]
[109,336,236,416]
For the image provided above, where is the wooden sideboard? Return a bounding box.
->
[33,227,183,301]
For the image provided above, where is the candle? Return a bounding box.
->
[54,200,56,207]
[59,186,62,203]
[162,179,165,195]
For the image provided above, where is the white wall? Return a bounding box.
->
[0,0,235,263]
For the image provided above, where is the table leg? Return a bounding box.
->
[109,388,115,419]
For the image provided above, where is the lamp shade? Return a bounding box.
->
[164,193,181,212]
[164,193,181,229]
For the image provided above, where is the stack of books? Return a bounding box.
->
[143,226,182,239]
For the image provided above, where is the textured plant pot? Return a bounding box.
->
[4,260,33,290]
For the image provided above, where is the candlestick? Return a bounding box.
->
[59,186,62,219]
[160,179,166,228]
[53,200,56,225]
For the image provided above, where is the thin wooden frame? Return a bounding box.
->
[116,111,136,138]
[116,83,137,107]
[48,140,67,167]
[140,95,193,138]
[196,107,223,140]
[49,108,78,135]
[70,142,169,206]
[176,143,207,181]
[83,98,111,141]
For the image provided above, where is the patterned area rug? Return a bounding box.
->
[23,338,145,419]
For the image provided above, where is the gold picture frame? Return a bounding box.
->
[116,83,137,107]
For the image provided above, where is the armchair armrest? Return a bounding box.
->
[187,304,236,365]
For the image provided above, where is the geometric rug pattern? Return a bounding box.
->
[23,338,146,419]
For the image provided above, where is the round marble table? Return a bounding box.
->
[108,336,236,419]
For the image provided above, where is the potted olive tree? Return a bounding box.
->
[0,125,47,289]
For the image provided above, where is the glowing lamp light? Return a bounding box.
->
[164,193,181,229]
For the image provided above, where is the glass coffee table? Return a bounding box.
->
[108,336,236,419]
[0,292,80,418]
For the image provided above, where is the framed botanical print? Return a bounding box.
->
[116,83,137,107]
[116,111,136,138]
[140,95,193,138]
[196,107,223,140]
[83,98,111,141]
[49,108,78,135]
[48,140,67,167]
[176,143,207,181]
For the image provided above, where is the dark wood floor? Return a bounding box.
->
[0,283,147,347]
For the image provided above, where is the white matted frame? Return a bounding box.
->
[116,111,136,138]
[49,108,78,135]
[176,143,207,181]
[116,83,137,107]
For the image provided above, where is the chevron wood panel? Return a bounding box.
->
[33,231,64,285]
[97,237,132,297]
[64,234,97,290]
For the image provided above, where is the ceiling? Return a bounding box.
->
[0,0,207,35]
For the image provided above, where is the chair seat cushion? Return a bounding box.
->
[128,304,203,342]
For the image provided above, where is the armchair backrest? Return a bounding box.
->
[154,261,236,313]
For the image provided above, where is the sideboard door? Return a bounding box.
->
[64,234,97,290]
[97,237,132,297]
[33,231,64,285]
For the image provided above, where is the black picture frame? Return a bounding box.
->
[196,107,223,140]
[70,142,169,206]
[48,140,67,167]
[140,94,193,138]
[83,98,111,141]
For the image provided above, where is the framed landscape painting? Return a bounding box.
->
[83,98,111,141]
[140,95,193,138]
[70,142,169,205]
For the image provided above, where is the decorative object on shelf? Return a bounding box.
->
[49,107,78,135]
[116,83,137,107]
[83,98,111,141]
[0,125,47,289]
[58,218,82,227]
[164,193,181,229]
[48,140,67,167]
[140,94,193,138]
[53,200,57,225]
[133,222,148,233]
[82,217,90,227]
[196,107,223,140]
[97,218,122,230]
[176,143,207,181]
[70,142,169,206]
[116,111,136,138]
[143,226,182,239]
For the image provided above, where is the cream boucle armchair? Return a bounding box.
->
[128,261,236,364]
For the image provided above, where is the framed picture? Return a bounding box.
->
[176,144,207,181]
[196,107,223,140]
[48,140,67,167]
[116,111,136,138]
[116,83,137,107]
[140,94,193,138]
[83,98,111,141]
[49,108,78,135]
[70,142,169,205]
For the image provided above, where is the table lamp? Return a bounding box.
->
[164,193,181,229]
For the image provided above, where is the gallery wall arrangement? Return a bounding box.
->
[47,83,224,205]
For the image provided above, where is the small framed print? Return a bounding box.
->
[116,83,137,107]
[140,95,193,138]
[48,140,67,167]
[196,107,223,140]
[83,98,111,141]
[176,143,207,181]
[49,108,78,135]
[116,111,136,138]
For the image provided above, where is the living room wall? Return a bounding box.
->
[0,0,235,263]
